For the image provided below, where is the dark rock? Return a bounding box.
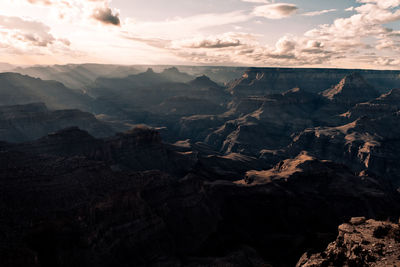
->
[297,219,400,267]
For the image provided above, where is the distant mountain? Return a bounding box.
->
[0,103,115,142]
[321,73,379,105]
[0,62,14,72]
[0,72,93,111]
[13,63,141,89]
[189,75,221,89]
[89,70,227,122]
[93,67,193,90]
[227,68,400,96]
[160,67,193,83]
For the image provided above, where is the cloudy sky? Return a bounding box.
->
[0,0,400,69]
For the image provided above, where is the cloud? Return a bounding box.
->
[177,35,244,49]
[298,0,400,68]
[25,0,121,26]
[275,35,296,53]
[121,0,400,68]
[92,6,120,26]
[124,36,171,49]
[126,31,334,67]
[0,14,72,61]
[302,9,337,17]
[0,15,55,47]
[241,0,271,3]
[123,11,251,40]
[27,0,53,5]
[253,3,298,19]
[357,0,400,9]
[2,0,400,68]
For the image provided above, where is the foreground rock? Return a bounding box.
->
[0,127,399,266]
[297,218,400,267]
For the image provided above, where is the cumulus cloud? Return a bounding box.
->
[127,30,334,66]
[302,9,337,17]
[0,15,55,47]
[357,0,400,9]
[26,0,121,26]
[122,0,400,68]
[92,6,120,25]
[253,3,298,19]
[175,34,247,49]
[0,14,72,60]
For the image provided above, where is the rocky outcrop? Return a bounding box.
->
[0,103,115,142]
[297,218,400,267]
[321,73,380,105]
[205,153,399,266]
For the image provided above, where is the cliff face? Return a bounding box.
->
[288,113,400,188]
[206,88,326,155]
[321,73,379,105]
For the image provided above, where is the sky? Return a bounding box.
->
[0,0,399,69]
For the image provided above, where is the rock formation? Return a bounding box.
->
[297,218,400,267]
[321,73,380,105]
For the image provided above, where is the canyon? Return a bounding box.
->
[1,65,400,266]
